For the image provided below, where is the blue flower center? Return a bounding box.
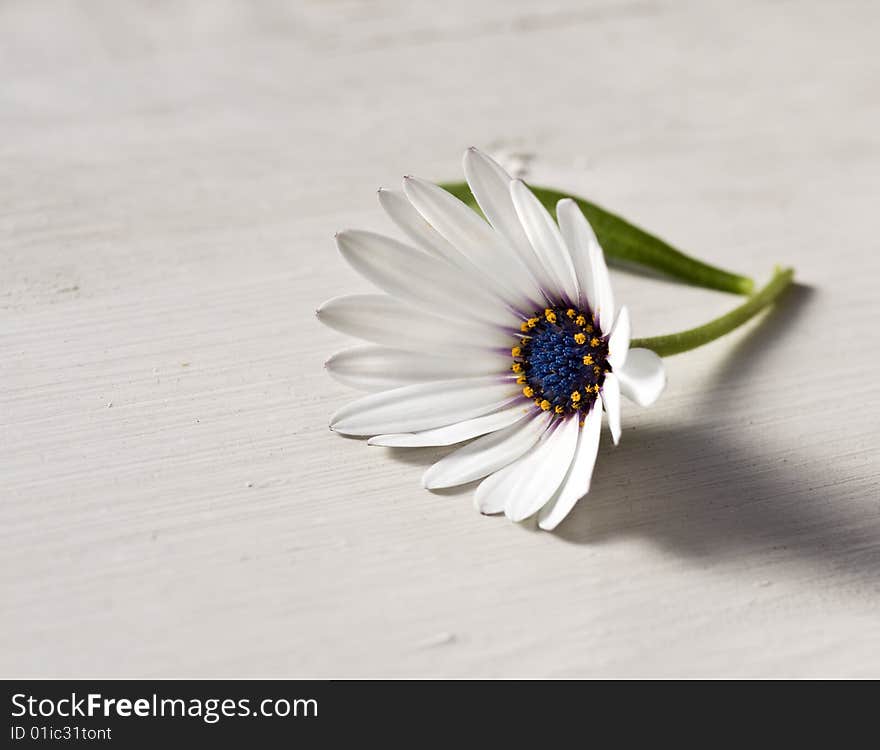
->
[512,306,609,417]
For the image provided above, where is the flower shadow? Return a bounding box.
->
[553,418,880,589]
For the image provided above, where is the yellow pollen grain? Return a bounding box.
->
[573,332,586,345]
[585,324,594,333]
[534,398,542,407]
[527,317,539,329]
[511,346,521,358]
[520,321,529,333]
[544,308,557,323]
[539,399,551,411]
[582,354,593,366]
[554,405,564,414]
[566,308,576,318]
[575,315,586,326]
[570,391,581,403]
[590,337,600,347]
[516,375,526,385]
[593,365,602,375]
[511,363,522,373]
[522,386,534,398]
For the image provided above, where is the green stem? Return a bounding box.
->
[631,267,794,357]
[440,181,755,296]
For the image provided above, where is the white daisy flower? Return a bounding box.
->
[318,147,666,530]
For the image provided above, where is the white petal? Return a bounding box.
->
[556,198,614,324]
[423,410,550,490]
[556,198,599,312]
[504,416,580,521]
[510,180,580,305]
[601,372,622,445]
[474,415,579,521]
[606,305,631,370]
[590,237,615,329]
[617,348,666,407]
[331,377,519,436]
[403,176,539,313]
[316,294,513,354]
[330,375,521,435]
[330,378,519,437]
[369,404,529,447]
[377,188,457,261]
[326,345,507,392]
[335,230,512,328]
[462,148,552,302]
[538,402,603,531]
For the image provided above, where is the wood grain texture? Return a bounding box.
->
[2,0,879,677]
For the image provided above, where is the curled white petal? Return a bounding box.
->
[601,372,622,445]
[617,348,666,406]
[606,305,631,370]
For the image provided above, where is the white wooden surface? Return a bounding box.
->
[3,0,879,678]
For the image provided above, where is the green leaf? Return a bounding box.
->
[439,181,754,296]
